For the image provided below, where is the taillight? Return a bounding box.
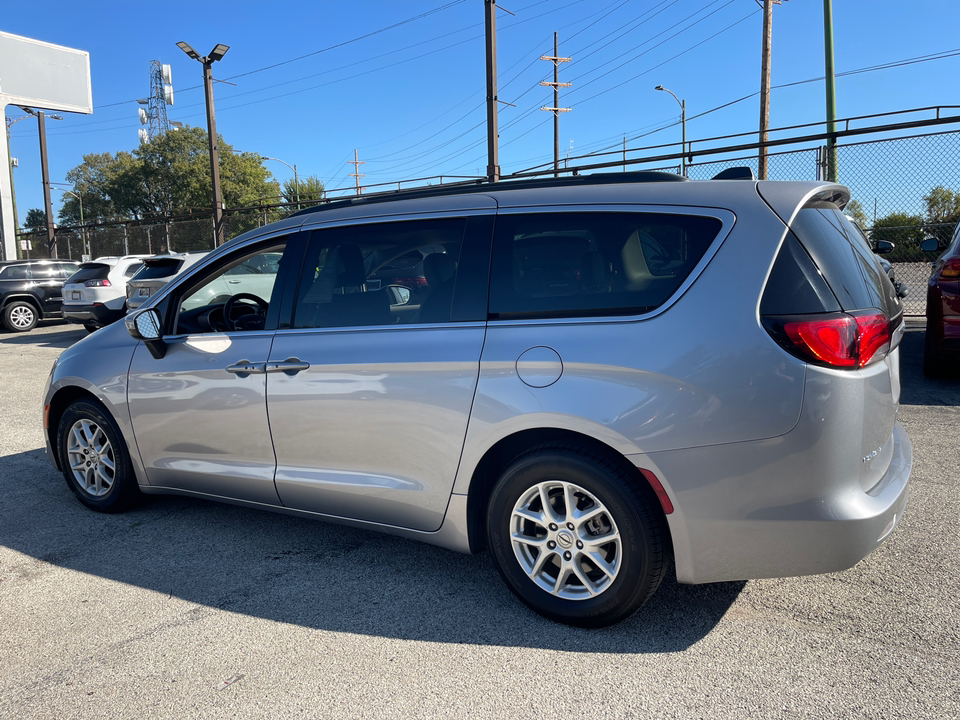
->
[766,311,893,369]
[84,278,111,287]
[941,259,960,279]
[392,277,428,287]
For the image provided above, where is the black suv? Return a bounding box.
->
[0,259,81,332]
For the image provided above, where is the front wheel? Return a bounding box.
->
[2,300,38,332]
[57,400,140,512]
[487,445,668,627]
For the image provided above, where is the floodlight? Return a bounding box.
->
[176,41,200,60]
[209,44,230,62]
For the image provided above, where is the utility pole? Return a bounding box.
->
[350,149,365,195]
[758,0,780,180]
[37,111,56,258]
[540,33,572,178]
[823,0,838,182]
[484,0,500,183]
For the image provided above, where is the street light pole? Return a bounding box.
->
[263,156,300,209]
[56,187,87,259]
[177,41,230,245]
[655,85,686,177]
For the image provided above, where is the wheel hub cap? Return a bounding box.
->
[66,418,116,497]
[509,480,622,601]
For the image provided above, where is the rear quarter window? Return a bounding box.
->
[489,212,722,319]
[789,203,900,317]
[132,258,185,281]
[0,265,30,280]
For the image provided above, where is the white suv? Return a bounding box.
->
[62,255,151,331]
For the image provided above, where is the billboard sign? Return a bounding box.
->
[0,32,92,260]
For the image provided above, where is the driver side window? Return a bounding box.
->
[176,242,286,334]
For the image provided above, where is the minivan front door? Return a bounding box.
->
[127,239,291,505]
[265,214,493,532]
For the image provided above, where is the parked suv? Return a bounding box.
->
[0,259,80,332]
[921,227,960,376]
[43,173,912,627]
[125,252,208,311]
[62,255,150,331]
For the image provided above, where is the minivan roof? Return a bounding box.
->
[289,170,691,221]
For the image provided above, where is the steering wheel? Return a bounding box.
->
[222,293,268,331]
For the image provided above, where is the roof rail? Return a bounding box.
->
[290,170,688,219]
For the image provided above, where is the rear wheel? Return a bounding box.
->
[487,444,667,627]
[83,323,98,333]
[57,400,140,512]
[2,300,38,332]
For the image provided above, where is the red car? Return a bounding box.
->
[922,229,960,376]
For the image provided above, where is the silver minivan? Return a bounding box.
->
[43,173,912,627]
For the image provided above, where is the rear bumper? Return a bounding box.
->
[632,421,912,585]
[63,303,124,327]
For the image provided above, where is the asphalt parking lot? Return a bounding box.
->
[1,321,958,719]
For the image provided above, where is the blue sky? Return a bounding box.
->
[3,0,958,221]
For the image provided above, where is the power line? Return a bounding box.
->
[91,1,468,110]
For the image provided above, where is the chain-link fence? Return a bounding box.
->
[683,131,960,316]
[15,121,960,316]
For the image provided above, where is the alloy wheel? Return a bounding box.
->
[66,418,116,497]
[510,480,622,600]
[9,305,35,329]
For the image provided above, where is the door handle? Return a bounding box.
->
[265,358,311,375]
[225,360,266,376]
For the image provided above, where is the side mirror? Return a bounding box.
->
[125,308,167,359]
[920,237,942,253]
[873,240,895,255]
[386,285,412,306]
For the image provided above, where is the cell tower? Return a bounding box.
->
[138,60,174,144]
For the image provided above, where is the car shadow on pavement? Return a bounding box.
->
[899,326,960,406]
[1,448,743,653]
[0,324,86,349]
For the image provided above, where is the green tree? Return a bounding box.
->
[871,212,926,261]
[924,185,960,224]
[59,127,280,222]
[844,199,869,228]
[282,175,325,207]
[923,185,960,246]
[24,208,46,230]
[58,152,129,225]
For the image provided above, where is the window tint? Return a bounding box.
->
[489,212,722,319]
[57,263,80,278]
[175,242,287,333]
[790,204,900,317]
[69,264,111,283]
[0,265,30,280]
[293,218,466,328]
[132,258,184,281]
[31,264,61,279]
[123,263,144,279]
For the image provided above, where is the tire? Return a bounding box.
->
[2,300,39,332]
[56,400,140,513]
[487,444,668,628]
[83,324,98,334]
